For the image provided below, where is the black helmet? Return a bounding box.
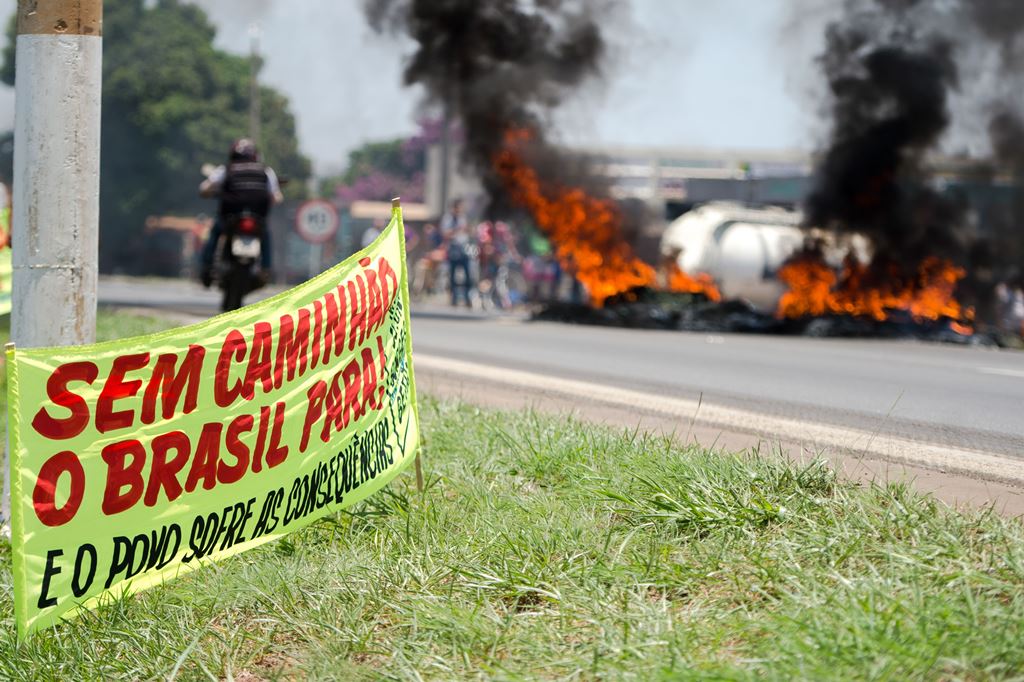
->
[230,138,259,162]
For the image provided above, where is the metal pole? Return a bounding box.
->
[4,0,103,529]
[438,103,451,218]
[308,243,321,279]
[249,24,262,147]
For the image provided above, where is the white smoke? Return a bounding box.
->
[188,0,274,23]
[185,0,417,174]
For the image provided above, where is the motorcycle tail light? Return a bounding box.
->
[238,217,258,235]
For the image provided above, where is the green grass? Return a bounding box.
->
[93,308,188,341]
[0,395,1021,679]
[0,307,183,345]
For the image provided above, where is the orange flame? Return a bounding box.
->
[777,250,973,332]
[494,131,651,305]
[494,129,719,306]
[668,264,722,302]
[775,252,837,319]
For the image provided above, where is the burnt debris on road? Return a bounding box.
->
[533,288,1001,347]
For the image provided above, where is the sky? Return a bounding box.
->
[0,0,841,174]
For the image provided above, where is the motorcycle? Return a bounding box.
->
[217,210,266,312]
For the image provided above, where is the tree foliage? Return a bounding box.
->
[1,0,311,271]
[322,119,448,204]
[341,140,411,186]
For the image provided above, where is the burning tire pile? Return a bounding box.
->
[533,288,996,346]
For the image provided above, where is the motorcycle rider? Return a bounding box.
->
[199,138,284,287]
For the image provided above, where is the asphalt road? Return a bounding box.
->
[100,278,1024,461]
[99,276,281,316]
[411,310,1024,460]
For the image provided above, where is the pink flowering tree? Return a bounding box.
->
[325,118,460,204]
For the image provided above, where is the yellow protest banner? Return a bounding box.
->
[7,205,420,636]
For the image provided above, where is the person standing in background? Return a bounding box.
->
[361,217,385,249]
[412,223,446,298]
[477,220,520,309]
[441,198,473,307]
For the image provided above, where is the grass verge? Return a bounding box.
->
[0,310,1022,679]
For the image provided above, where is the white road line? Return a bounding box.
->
[415,353,1024,485]
[978,367,1024,379]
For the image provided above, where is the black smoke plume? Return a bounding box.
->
[808,0,1024,317]
[364,0,621,210]
[807,4,966,270]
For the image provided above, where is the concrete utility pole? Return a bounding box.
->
[3,0,103,527]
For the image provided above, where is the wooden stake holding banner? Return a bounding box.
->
[394,196,425,494]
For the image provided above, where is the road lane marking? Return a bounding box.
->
[415,353,1024,486]
[978,367,1024,379]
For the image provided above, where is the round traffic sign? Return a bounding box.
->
[295,199,339,245]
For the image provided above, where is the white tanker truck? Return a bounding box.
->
[661,202,866,312]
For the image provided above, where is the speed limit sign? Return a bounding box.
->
[295,199,339,245]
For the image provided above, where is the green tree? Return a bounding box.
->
[340,140,409,185]
[320,119,444,202]
[1,0,311,272]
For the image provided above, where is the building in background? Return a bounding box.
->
[586,145,813,220]
[425,141,1024,245]
[424,142,813,222]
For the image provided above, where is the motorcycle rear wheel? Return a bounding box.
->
[221,263,251,312]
